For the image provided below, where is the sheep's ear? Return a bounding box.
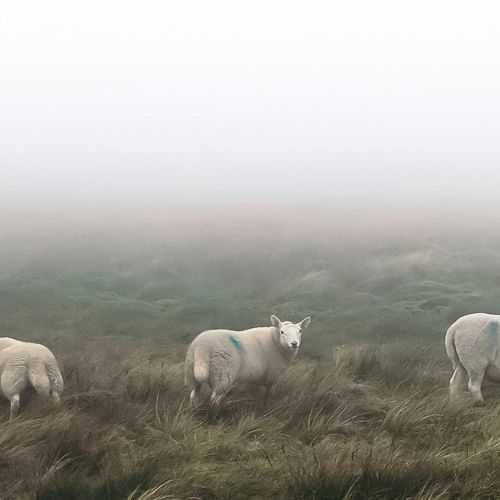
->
[299,317,312,329]
[271,315,282,328]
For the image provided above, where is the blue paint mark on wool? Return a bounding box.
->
[229,334,242,351]
[489,321,499,336]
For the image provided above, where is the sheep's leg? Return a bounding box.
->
[189,382,202,406]
[210,389,232,407]
[209,380,233,407]
[2,370,26,420]
[467,370,485,405]
[209,362,237,407]
[449,365,467,400]
[189,389,197,405]
[29,370,50,399]
[9,394,20,420]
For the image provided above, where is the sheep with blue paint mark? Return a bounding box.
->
[446,313,500,404]
[0,337,63,419]
[185,315,311,406]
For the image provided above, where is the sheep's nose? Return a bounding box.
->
[291,341,298,348]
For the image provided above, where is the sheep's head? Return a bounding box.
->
[271,315,311,352]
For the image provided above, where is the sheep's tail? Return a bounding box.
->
[445,323,463,370]
[185,344,209,388]
[28,359,63,402]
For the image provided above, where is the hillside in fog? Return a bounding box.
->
[3,201,500,498]
[2,0,500,496]
[2,201,500,354]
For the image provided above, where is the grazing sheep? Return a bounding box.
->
[446,313,500,404]
[185,315,311,406]
[0,337,63,419]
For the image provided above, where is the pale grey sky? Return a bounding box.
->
[1,1,499,201]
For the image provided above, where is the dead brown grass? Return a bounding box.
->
[0,341,499,499]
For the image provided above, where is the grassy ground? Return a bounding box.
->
[3,205,500,498]
[1,339,500,499]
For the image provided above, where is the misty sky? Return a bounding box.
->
[1,1,499,201]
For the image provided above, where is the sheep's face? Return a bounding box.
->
[271,315,311,352]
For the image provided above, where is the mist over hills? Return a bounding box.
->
[4,200,500,498]
[2,201,500,355]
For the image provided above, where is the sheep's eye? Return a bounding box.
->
[280,330,285,335]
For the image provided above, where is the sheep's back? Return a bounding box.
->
[0,337,22,352]
[453,313,500,365]
[0,342,58,373]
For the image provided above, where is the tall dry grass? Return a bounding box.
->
[1,341,499,499]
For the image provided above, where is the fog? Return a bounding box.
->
[1,1,499,200]
[3,5,500,494]
[2,0,500,344]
